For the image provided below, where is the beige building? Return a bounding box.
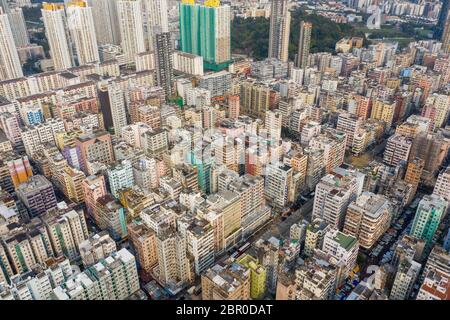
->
[201,263,251,300]
[127,220,158,273]
[344,192,392,249]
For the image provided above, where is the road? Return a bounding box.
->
[261,198,314,241]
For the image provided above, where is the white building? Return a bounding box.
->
[312,167,364,229]
[173,51,204,76]
[416,270,450,300]
[0,7,23,81]
[87,0,121,45]
[79,232,117,267]
[108,82,128,136]
[7,7,30,47]
[433,167,450,203]
[144,0,168,50]
[66,3,99,65]
[41,3,74,71]
[107,160,134,198]
[264,110,282,141]
[264,163,293,209]
[389,259,421,300]
[117,0,145,63]
[322,229,359,285]
[52,249,139,300]
[186,87,211,108]
[383,134,413,167]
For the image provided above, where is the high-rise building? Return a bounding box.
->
[179,0,231,71]
[16,175,57,217]
[0,256,71,299]
[0,0,9,13]
[0,7,23,80]
[312,167,363,229]
[52,249,140,300]
[82,174,107,220]
[410,194,447,248]
[423,246,450,280]
[344,192,392,249]
[0,245,13,285]
[144,0,168,50]
[88,0,121,45]
[238,79,271,118]
[409,131,448,182]
[264,163,293,209]
[417,270,450,300]
[6,155,33,189]
[336,112,363,149]
[435,0,449,39]
[66,2,99,65]
[75,130,114,174]
[389,259,421,300]
[295,21,312,68]
[0,112,22,147]
[79,231,117,267]
[236,254,267,299]
[201,262,251,300]
[304,218,330,256]
[116,0,145,63]
[42,207,89,261]
[371,100,395,129]
[295,260,336,300]
[93,194,127,240]
[433,166,450,202]
[383,134,413,167]
[7,7,30,47]
[41,3,74,70]
[107,82,128,136]
[186,218,215,275]
[127,220,158,273]
[268,0,290,62]
[322,229,359,286]
[228,95,240,119]
[173,51,204,76]
[441,3,450,53]
[156,224,192,287]
[264,110,282,141]
[154,32,174,98]
[107,160,134,198]
[404,158,424,198]
[309,129,346,174]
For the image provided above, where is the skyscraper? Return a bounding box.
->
[295,21,312,68]
[88,0,121,45]
[117,0,145,63]
[154,32,174,98]
[7,7,30,47]
[179,0,231,71]
[16,175,58,218]
[41,2,74,70]
[107,160,134,198]
[144,0,168,50]
[441,5,450,53]
[107,82,128,136]
[435,0,449,39]
[404,158,424,198]
[0,7,23,81]
[410,194,447,248]
[0,0,9,13]
[268,0,290,63]
[66,1,99,65]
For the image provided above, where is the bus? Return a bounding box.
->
[238,242,250,253]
